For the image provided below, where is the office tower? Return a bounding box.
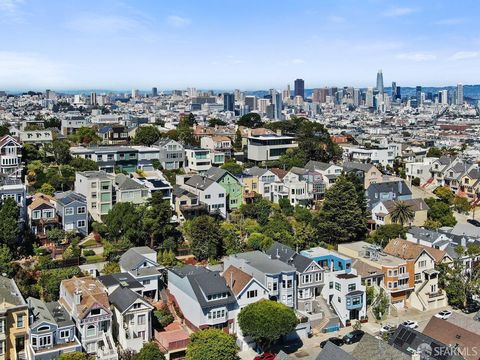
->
[353,89,360,106]
[240,105,250,116]
[391,82,396,99]
[257,98,270,113]
[272,91,283,119]
[294,95,303,106]
[366,88,374,107]
[294,79,305,99]
[266,104,275,119]
[223,93,234,112]
[395,86,401,101]
[285,84,291,99]
[45,89,56,100]
[319,88,328,103]
[330,87,338,98]
[376,70,384,94]
[439,90,448,105]
[234,89,241,101]
[245,96,257,111]
[416,86,422,106]
[456,83,464,105]
[152,87,158,97]
[132,89,140,99]
[90,92,97,106]
[312,89,320,103]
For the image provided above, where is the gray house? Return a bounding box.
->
[265,242,324,313]
[153,139,185,170]
[27,297,82,360]
[365,180,412,210]
[54,191,88,235]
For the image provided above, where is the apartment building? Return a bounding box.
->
[153,139,185,170]
[27,297,82,360]
[224,251,296,308]
[183,147,212,173]
[343,146,396,167]
[61,115,87,136]
[0,276,28,360]
[405,157,436,185]
[338,242,415,309]
[75,171,113,222]
[200,136,232,157]
[70,146,140,173]
[242,167,280,200]
[247,134,298,162]
[59,277,118,359]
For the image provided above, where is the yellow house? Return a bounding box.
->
[460,169,480,199]
[0,276,28,360]
[238,173,259,203]
[371,198,429,228]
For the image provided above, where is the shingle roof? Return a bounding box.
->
[244,166,269,177]
[305,160,333,172]
[205,167,228,182]
[381,198,429,213]
[119,247,157,271]
[351,333,410,360]
[265,242,316,273]
[0,276,26,307]
[316,341,357,360]
[184,175,216,191]
[384,238,448,263]
[115,174,147,191]
[343,161,375,173]
[98,272,144,289]
[222,265,253,296]
[367,180,412,197]
[109,286,145,313]
[55,191,86,206]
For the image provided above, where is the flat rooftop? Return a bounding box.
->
[339,242,405,267]
[301,247,351,261]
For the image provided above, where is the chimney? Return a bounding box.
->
[276,248,279,258]
[74,288,82,305]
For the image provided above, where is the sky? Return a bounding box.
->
[1,0,480,91]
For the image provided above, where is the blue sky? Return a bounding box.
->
[1,0,480,90]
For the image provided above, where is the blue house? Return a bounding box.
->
[300,247,352,273]
[54,191,88,236]
[365,180,412,210]
[27,297,82,360]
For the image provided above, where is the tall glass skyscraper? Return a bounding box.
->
[376,70,384,94]
[294,79,305,99]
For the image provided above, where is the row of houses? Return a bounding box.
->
[0,247,161,360]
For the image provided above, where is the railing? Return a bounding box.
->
[427,290,444,299]
[397,272,410,280]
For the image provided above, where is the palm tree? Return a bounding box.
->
[390,201,415,226]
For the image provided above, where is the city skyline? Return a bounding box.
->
[1,0,480,90]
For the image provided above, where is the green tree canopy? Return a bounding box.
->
[208,118,227,127]
[69,157,99,171]
[183,215,223,260]
[0,125,10,137]
[102,261,120,275]
[427,147,443,158]
[143,192,177,249]
[104,202,145,243]
[452,196,471,214]
[68,126,101,145]
[0,198,20,250]
[58,352,94,360]
[134,126,161,146]
[240,196,272,226]
[316,175,367,244]
[238,300,299,350]
[221,160,243,175]
[237,113,263,128]
[434,186,455,204]
[186,328,239,360]
[133,342,165,360]
[425,198,457,227]
[369,224,406,248]
[48,139,72,164]
[390,201,415,226]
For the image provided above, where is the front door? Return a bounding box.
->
[16,335,25,352]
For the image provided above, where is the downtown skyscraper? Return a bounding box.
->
[294,79,305,99]
[376,70,384,94]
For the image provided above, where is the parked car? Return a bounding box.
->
[320,337,345,348]
[380,324,397,335]
[462,303,480,314]
[434,310,452,319]
[467,219,480,227]
[402,320,418,329]
[343,330,365,344]
[254,352,276,360]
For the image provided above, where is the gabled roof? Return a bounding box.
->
[270,168,288,180]
[367,180,412,197]
[98,272,144,289]
[54,191,86,206]
[316,341,357,360]
[172,185,197,198]
[109,286,152,314]
[222,265,253,296]
[115,174,147,191]
[352,333,410,360]
[408,226,446,244]
[380,198,429,213]
[28,193,55,210]
[343,161,375,173]
[0,135,21,148]
[205,167,228,182]
[384,239,448,263]
[244,166,269,177]
[305,160,334,172]
[170,265,236,308]
[232,251,296,274]
[29,297,74,329]
[352,259,384,278]
[184,175,216,191]
[119,247,158,272]
[265,242,318,273]
[289,167,309,176]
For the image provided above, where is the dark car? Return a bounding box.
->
[254,352,276,360]
[467,219,480,227]
[343,330,365,344]
[462,303,480,314]
[320,337,345,348]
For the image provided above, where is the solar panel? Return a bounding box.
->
[406,332,417,344]
[394,338,405,347]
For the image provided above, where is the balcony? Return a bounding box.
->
[397,272,410,280]
[427,290,445,299]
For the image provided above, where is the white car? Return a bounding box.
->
[434,310,452,320]
[402,320,418,329]
[380,324,396,334]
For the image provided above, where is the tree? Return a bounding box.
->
[23,143,41,162]
[38,182,55,196]
[134,126,161,146]
[237,113,263,128]
[59,352,94,360]
[44,117,61,129]
[186,328,239,360]
[411,177,421,187]
[68,126,101,145]
[427,147,443,158]
[183,215,223,261]
[369,224,406,248]
[0,245,13,277]
[452,196,471,214]
[238,300,299,350]
[104,202,145,243]
[372,288,390,320]
[247,232,273,251]
[143,192,177,249]
[0,198,20,249]
[278,197,294,216]
[38,267,82,301]
[316,176,367,244]
[425,198,457,227]
[240,196,272,226]
[423,219,442,230]
[48,139,72,164]
[69,157,99,171]
[177,118,195,145]
[434,186,455,204]
[153,307,174,329]
[221,160,243,175]
[233,128,243,151]
[102,261,120,275]
[0,125,10,137]
[390,201,415,226]
[220,222,245,255]
[46,228,65,244]
[208,118,227,127]
[133,342,165,360]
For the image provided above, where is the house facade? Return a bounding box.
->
[54,191,89,236]
[204,167,243,210]
[371,198,429,228]
[0,135,22,177]
[153,139,185,170]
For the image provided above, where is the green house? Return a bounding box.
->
[205,167,243,210]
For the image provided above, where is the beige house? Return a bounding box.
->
[343,161,383,188]
[371,198,429,228]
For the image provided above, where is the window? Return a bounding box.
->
[205,195,211,199]
[65,207,74,216]
[137,314,146,325]
[348,284,356,292]
[335,282,341,291]
[86,325,96,337]
[32,337,36,346]
[0,319,4,333]
[0,340,5,354]
[90,309,101,316]
[77,220,86,228]
[303,274,312,284]
[32,210,41,220]
[315,272,322,282]
[77,206,86,214]
[91,182,97,188]
[59,329,70,339]
[329,282,333,289]
[219,193,224,198]
[418,260,427,268]
[37,325,49,332]
[247,290,258,299]
[143,280,150,285]
[133,303,141,309]
[43,209,54,218]
[17,315,24,328]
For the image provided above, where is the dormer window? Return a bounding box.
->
[90,308,101,316]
